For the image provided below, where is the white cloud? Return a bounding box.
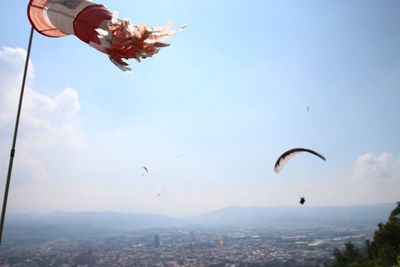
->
[0,47,34,81]
[354,152,400,183]
[13,150,51,185]
[0,47,85,186]
[346,152,400,204]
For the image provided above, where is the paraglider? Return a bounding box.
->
[274,148,325,205]
[142,166,148,173]
[274,148,326,174]
[27,0,186,71]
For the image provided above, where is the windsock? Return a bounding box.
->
[28,0,186,71]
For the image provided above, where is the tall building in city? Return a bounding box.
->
[154,233,160,248]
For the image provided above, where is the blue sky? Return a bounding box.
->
[0,0,399,216]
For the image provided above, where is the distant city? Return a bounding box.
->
[0,203,394,266]
[0,225,375,266]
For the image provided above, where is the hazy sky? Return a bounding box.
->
[0,0,399,217]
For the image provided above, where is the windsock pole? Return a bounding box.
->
[0,27,34,248]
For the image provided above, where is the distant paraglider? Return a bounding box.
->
[274,148,326,174]
[141,166,148,176]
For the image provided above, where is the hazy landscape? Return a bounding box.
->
[0,203,395,266]
[5,203,393,234]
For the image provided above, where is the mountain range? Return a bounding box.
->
[6,203,394,233]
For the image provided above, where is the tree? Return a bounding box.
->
[331,202,400,267]
[368,202,400,266]
[331,242,363,267]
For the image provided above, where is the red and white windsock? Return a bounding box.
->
[28,0,186,71]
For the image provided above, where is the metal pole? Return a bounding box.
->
[0,27,34,247]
